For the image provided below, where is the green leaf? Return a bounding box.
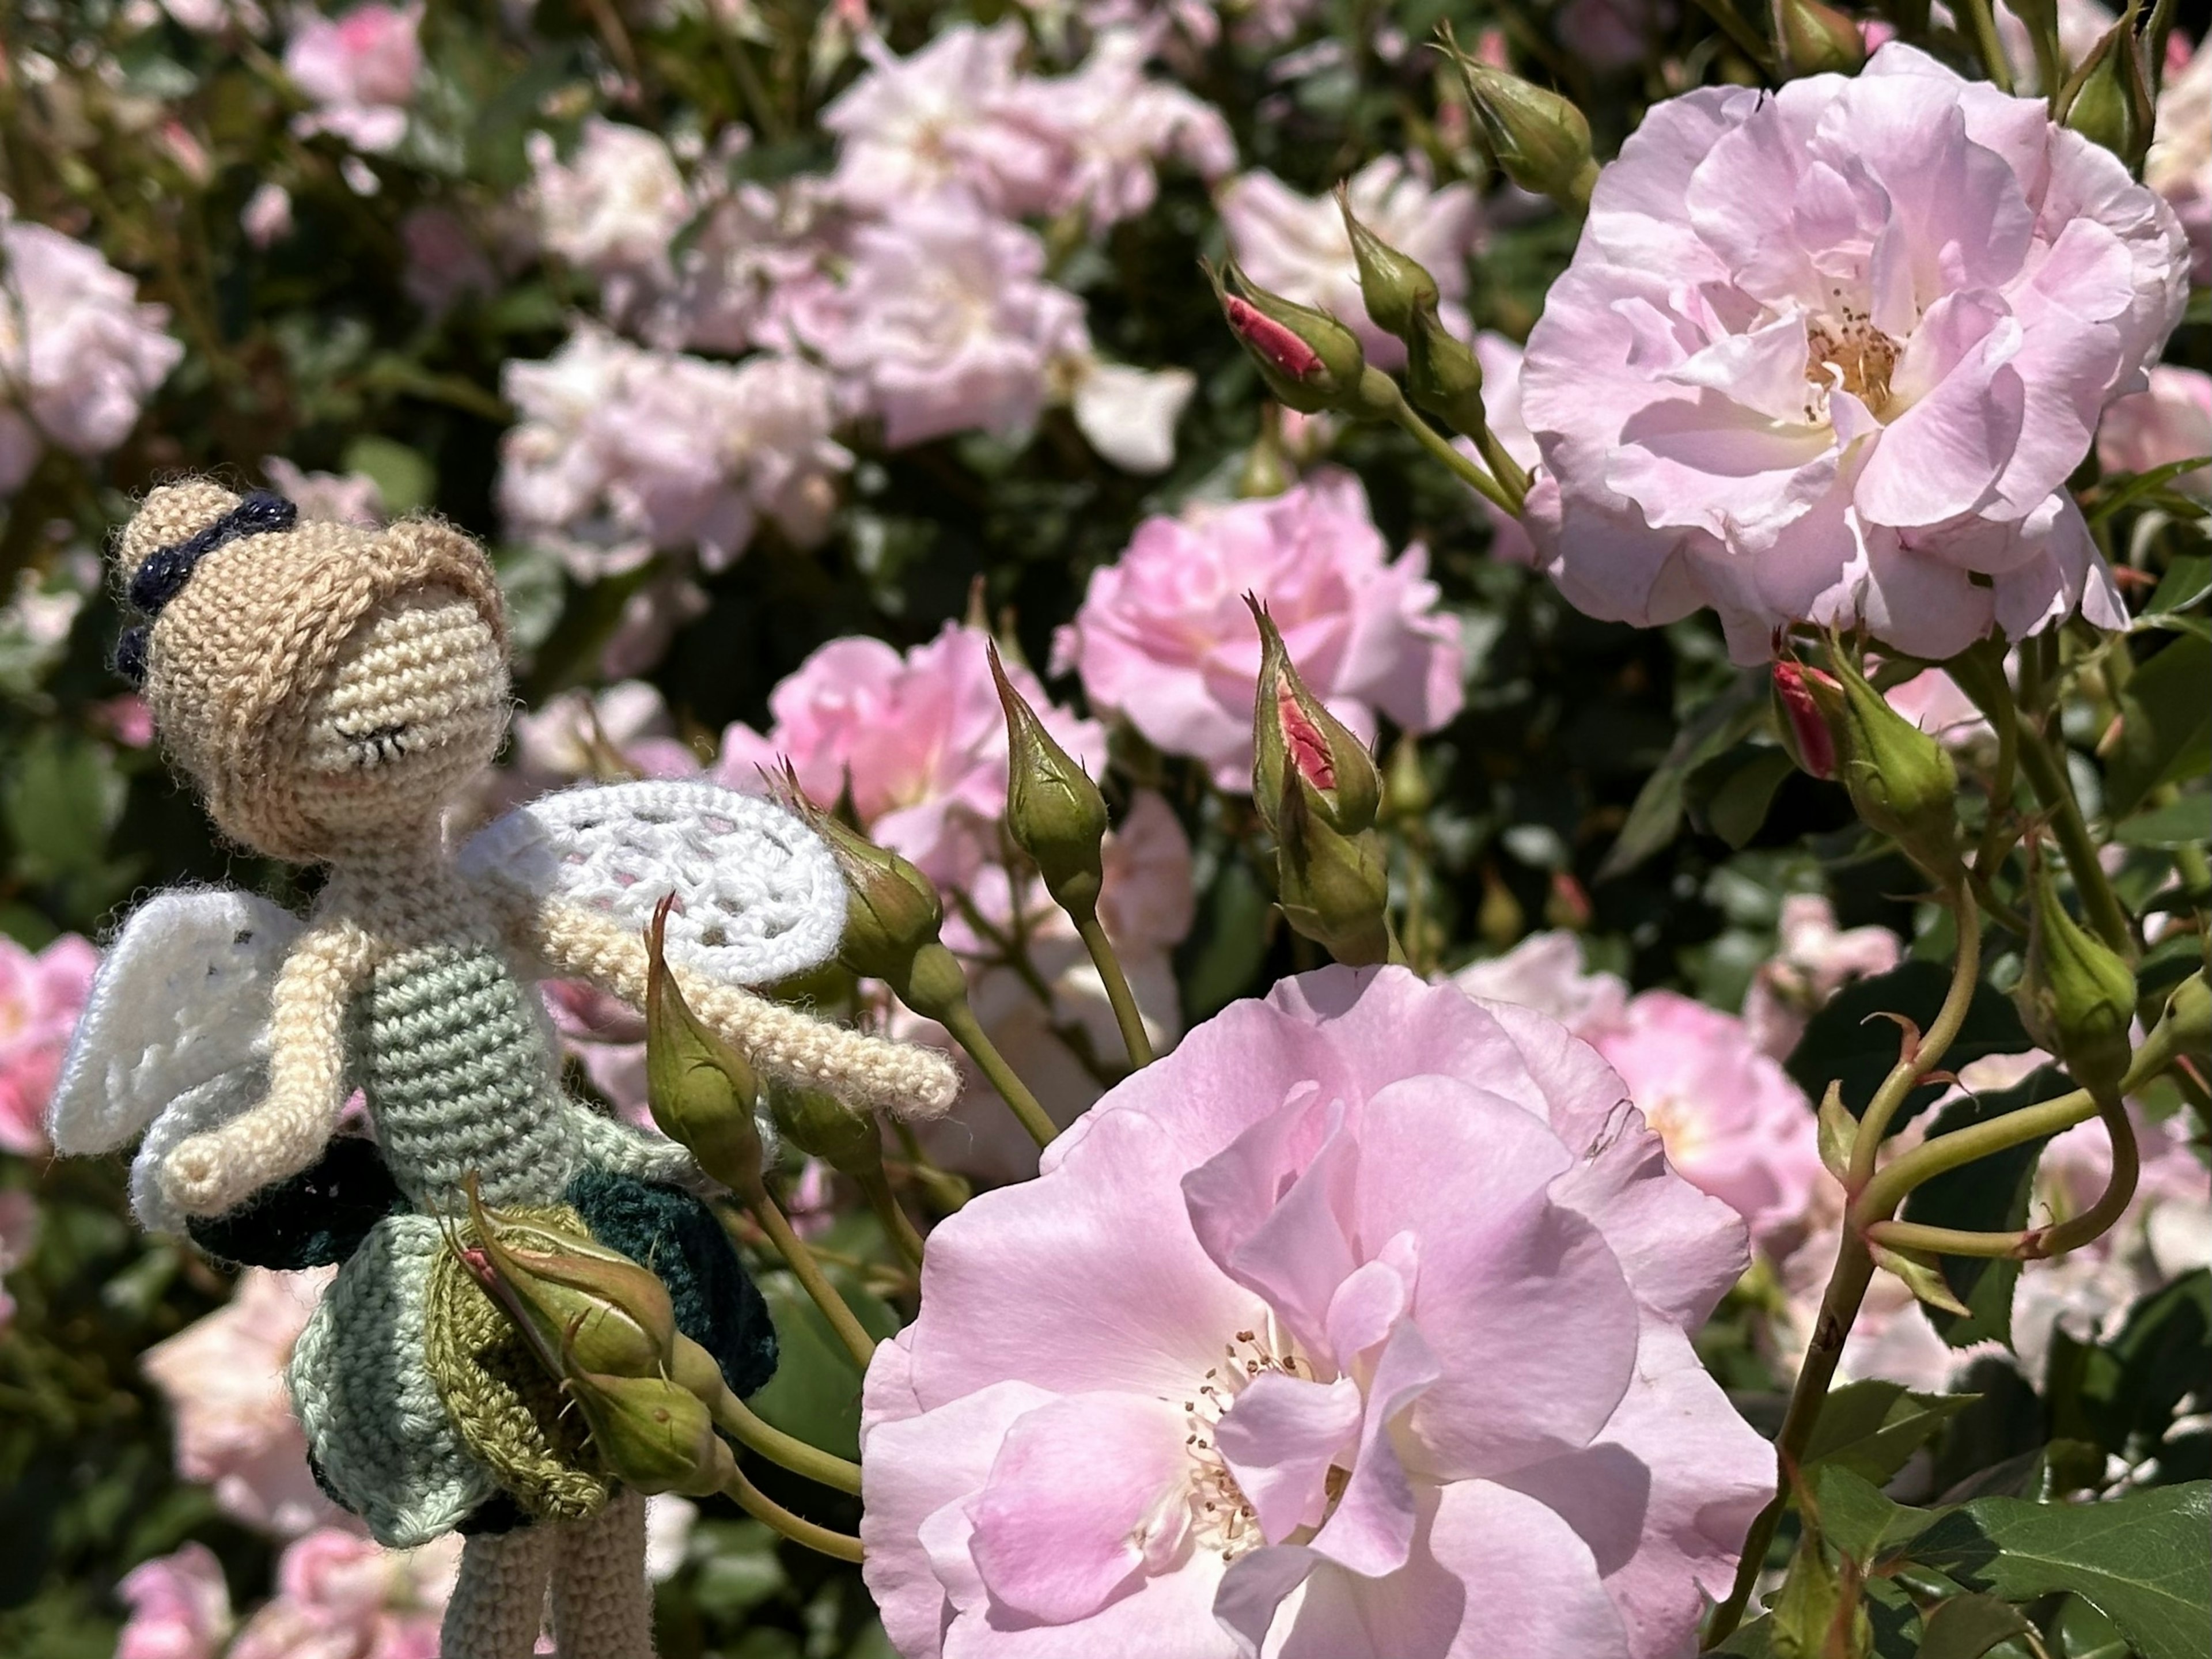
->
[2048,1271,2211,1464]
[2107,633,2212,819]
[1599,668,1771,880]
[744,1268,899,1463]
[1771,1528,1870,1659]
[1699,745,1800,850]
[2142,554,2212,616]
[1786,962,2031,1132]
[1899,1067,2071,1349]
[2090,458,2212,525]
[1912,1593,2032,1659]
[1811,1465,1942,1567]
[1907,1482,2212,1659]
[1801,1380,1979,1486]
[342,434,437,516]
[2113,793,2211,848]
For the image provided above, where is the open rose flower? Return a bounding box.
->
[1520,44,2187,664]
[116,1543,234,1659]
[2,931,99,1157]
[1053,471,1463,790]
[2097,364,2211,500]
[862,967,1772,1658]
[283,3,422,154]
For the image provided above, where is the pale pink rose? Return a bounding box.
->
[2098,365,2211,498]
[1589,991,1825,1248]
[526,120,690,319]
[1881,666,1993,752]
[714,622,1107,888]
[510,680,699,787]
[904,791,1196,1181]
[821,23,1065,218]
[2,932,99,1157]
[862,966,1772,1659]
[399,207,497,315]
[0,1188,37,1332]
[263,456,385,526]
[542,977,652,1125]
[1741,895,1902,1060]
[116,1543,234,1659]
[1450,930,1628,1037]
[790,190,1088,448]
[241,181,293,248]
[656,176,847,357]
[1007,29,1236,230]
[99,694,157,748]
[228,1527,456,1659]
[0,208,183,493]
[2146,40,2210,283]
[164,0,268,31]
[1520,44,2188,665]
[142,1267,339,1537]
[1219,155,1482,368]
[283,3,422,154]
[1052,469,1464,790]
[499,325,850,574]
[1065,357,1198,474]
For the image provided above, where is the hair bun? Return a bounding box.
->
[115,480,244,589]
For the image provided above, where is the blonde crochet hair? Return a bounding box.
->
[115,478,508,861]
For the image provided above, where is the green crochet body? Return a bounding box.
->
[349,935,575,1211]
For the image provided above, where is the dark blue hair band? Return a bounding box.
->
[127,490,297,618]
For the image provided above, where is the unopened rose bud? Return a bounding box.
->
[987,642,1108,924]
[1272,779,1393,966]
[769,1081,884,1178]
[2018,858,2138,1094]
[1804,650,1961,879]
[1207,260,1373,416]
[1772,660,1840,779]
[1449,54,1598,210]
[567,1365,738,1498]
[646,899,767,1191]
[1336,187,1440,341]
[1773,0,1865,75]
[2059,14,2154,171]
[1249,599,1381,838]
[2158,968,2209,1064]
[457,1180,677,1382]
[1403,301,1488,441]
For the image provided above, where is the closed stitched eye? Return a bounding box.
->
[342,723,410,767]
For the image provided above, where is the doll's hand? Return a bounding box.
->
[161,1117,310,1217]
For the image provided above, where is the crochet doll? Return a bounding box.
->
[48,480,956,1658]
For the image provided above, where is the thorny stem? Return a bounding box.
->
[1847,885,1982,1186]
[723,1465,865,1562]
[743,1180,879,1370]
[709,1387,865,1495]
[1077,912,1156,1069]
[937,1001,1059,1149]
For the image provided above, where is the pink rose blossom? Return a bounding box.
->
[715,622,1107,888]
[656,176,847,357]
[2146,40,2210,283]
[1741,895,1902,1060]
[790,190,1088,448]
[902,790,1197,1180]
[510,680,700,789]
[263,457,385,527]
[116,1543,234,1659]
[862,966,1772,1658]
[1588,991,1825,1249]
[1450,931,1628,1036]
[2097,364,2211,498]
[1219,156,1482,368]
[283,4,422,154]
[526,120,690,320]
[2,931,99,1157]
[1467,331,1541,565]
[1052,470,1464,789]
[226,1527,457,1659]
[142,1267,340,1537]
[1520,44,2188,664]
[499,324,850,574]
[543,976,652,1126]
[0,207,183,495]
[1065,356,1198,474]
[240,182,294,248]
[0,1188,37,1332]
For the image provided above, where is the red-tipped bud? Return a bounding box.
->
[1772,660,1840,780]
[1207,260,1376,417]
[1250,599,1382,837]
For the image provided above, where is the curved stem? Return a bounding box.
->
[937,1001,1058,1149]
[1381,382,1518,516]
[709,1388,864,1495]
[2016,719,2134,955]
[857,1166,929,1270]
[724,1466,864,1563]
[1077,912,1156,1069]
[1847,885,1981,1186]
[743,1182,878,1370]
[1706,1233,1877,1646]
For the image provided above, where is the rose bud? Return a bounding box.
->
[2017,857,2139,1095]
[1803,650,1961,880]
[1271,775,1393,967]
[1206,260,1370,416]
[1336,187,1441,342]
[987,641,1108,925]
[457,1181,677,1383]
[1250,599,1382,838]
[1771,660,1840,780]
[1773,0,1866,77]
[645,898,769,1192]
[567,1364,738,1498]
[769,1080,884,1179]
[2059,15,2154,171]
[1448,54,1598,210]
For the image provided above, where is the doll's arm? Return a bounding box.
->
[160,919,376,1218]
[556,1097,704,1189]
[499,892,959,1120]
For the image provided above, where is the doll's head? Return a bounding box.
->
[113,479,512,861]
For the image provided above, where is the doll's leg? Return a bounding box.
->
[550,1487,656,1659]
[442,1525,554,1659]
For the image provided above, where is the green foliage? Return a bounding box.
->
[1785,963,2031,1131]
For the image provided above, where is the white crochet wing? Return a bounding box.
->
[48,890,302,1229]
[460,780,847,988]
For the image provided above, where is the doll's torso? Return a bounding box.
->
[326,859,574,1213]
